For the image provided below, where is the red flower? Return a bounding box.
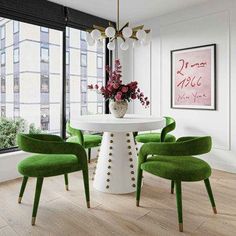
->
[121,86,128,93]
[88,84,93,89]
[95,84,99,89]
[131,94,136,99]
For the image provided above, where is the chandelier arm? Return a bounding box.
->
[120,22,129,32]
[132,25,144,31]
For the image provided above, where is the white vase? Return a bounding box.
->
[109,100,128,118]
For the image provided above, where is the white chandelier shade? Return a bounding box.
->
[86,0,151,51]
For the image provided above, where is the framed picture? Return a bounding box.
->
[171,44,216,110]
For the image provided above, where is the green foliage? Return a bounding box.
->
[29,123,42,134]
[0,117,25,149]
[0,117,42,149]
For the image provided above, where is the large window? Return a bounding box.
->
[0,15,108,153]
[65,27,106,121]
[0,17,63,151]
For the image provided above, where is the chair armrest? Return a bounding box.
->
[139,136,212,164]
[17,134,87,168]
[176,136,196,142]
[27,134,63,142]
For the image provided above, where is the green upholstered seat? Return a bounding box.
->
[66,122,102,162]
[135,133,176,143]
[67,134,102,149]
[141,155,211,182]
[17,134,90,226]
[135,116,176,144]
[136,136,217,232]
[18,154,81,178]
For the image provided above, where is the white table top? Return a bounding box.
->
[71,114,165,132]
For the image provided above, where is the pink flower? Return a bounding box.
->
[88,84,93,89]
[107,85,114,92]
[115,91,123,101]
[131,94,136,99]
[113,83,120,89]
[95,84,99,89]
[121,86,128,93]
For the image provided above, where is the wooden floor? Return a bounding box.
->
[0,162,236,236]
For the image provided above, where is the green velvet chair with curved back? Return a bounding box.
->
[17,133,90,225]
[135,116,176,143]
[136,136,217,232]
[66,122,102,163]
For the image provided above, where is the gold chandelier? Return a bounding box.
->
[86,0,151,51]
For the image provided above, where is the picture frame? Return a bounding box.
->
[171,44,216,110]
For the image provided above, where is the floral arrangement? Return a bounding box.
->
[88,59,150,107]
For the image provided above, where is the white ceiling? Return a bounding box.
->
[49,0,210,23]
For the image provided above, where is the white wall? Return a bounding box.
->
[126,0,236,173]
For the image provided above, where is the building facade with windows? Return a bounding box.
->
[0,18,105,137]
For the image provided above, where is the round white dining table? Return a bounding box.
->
[71,114,165,194]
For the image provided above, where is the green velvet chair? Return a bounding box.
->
[66,122,102,163]
[136,136,217,232]
[135,116,176,143]
[17,134,90,225]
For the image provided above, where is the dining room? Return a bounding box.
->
[0,0,236,235]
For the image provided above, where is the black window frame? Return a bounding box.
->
[0,0,112,154]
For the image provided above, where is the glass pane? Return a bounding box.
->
[0,17,63,150]
[66,27,106,120]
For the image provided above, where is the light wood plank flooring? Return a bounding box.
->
[0,162,236,236]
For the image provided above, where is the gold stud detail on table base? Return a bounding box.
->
[92,148,100,181]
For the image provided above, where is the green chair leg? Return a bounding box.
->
[64,173,69,191]
[136,168,143,207]
[175,181,183,232]
[88,148,91,163]
[32,178,44,226]
[18,176,28,203]
[204,178,217,214]
[171,180,174,194]
[82,168,90,208]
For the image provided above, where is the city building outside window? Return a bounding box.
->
[97,56,103,69]
[66,27,69,38]
[41,75,49,93]
[41,47,49,62]
[41,107,50,130]
[13,48,19,63]
[41,27,49,33]
[81,53,87,67]
[1,52,5,65]
[1,26,5,40]
[13,21,19,34]
[1,107,6,117]
[1,77,6,93]
[80,31,87,41]
[66,51,69,65]
[14,77,20,93]
[0,18,107,153]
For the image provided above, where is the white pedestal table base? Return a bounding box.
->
[93,132,138,194]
